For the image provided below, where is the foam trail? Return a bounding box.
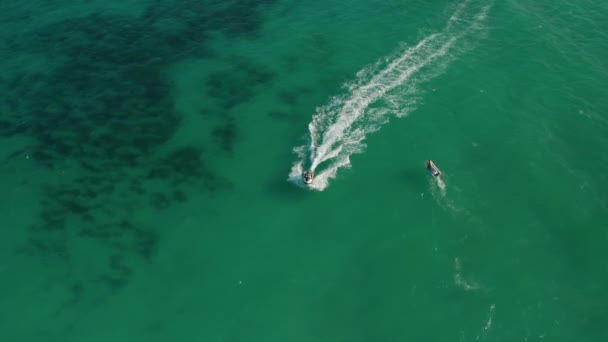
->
[476,304,496,340]
[436,176,446,196]
[289,0,492,190]
[448,0,474,30]
[454,257,480,291]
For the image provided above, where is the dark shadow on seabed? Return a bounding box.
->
[0,1,280,329]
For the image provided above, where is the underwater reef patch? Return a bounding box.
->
[206,57,275,110]
[1,0,275,298]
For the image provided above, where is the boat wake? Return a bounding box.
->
[288,0,492,190]
[435,176,447,197]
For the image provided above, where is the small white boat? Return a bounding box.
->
[426,160,441,177]
[303,170,314,184]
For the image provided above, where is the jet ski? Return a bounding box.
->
[303,170,314,184]
[426,160,441,177]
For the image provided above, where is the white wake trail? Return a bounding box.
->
[289,0,492,190]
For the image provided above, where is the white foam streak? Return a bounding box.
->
[289,0,492,190]
[313,35,437,167]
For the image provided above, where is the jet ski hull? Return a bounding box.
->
[426,161,441,177]
[303,171,314,184]
[428,168,441,177]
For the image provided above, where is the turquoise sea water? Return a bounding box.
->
[1,0,608,341]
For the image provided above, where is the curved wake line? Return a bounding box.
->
[289,1,492,190]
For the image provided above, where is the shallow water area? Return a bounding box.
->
[1,0,608,341]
